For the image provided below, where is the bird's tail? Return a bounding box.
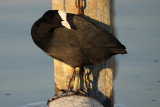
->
[111,48,127,54]
[109,44,127,54]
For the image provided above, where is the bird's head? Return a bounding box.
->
[42,10,71,29]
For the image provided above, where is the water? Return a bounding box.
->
[0,0,160,107]
[22,101,47,107]
[0,1,54,107]
[114,0,160,107]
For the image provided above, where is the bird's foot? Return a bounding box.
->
[47,89,89,105]
[47,89,75,105]
[77,89,89,96]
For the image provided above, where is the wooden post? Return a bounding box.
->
[52,0,113,106]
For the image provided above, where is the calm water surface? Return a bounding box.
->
[0,0,160,107]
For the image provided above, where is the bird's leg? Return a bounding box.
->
[73,67,81,92]
[66,69,75,90]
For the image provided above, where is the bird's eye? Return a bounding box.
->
[56,14,60,19]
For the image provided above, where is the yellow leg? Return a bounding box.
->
[73,67,81,92]
[66,69,75,90]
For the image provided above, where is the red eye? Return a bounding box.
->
[57,14,60,19]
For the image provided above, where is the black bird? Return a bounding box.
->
[31,10,127,91]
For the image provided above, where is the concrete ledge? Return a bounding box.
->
[48,95,104,107]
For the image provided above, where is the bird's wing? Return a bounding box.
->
[72,15,126,50]
[47,27,90,67]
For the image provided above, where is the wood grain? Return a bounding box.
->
[52,0,113,106]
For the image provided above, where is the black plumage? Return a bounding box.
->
[31,10,127,67]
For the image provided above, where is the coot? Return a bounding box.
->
[31,10,127,68]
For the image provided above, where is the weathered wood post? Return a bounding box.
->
[52,0,114,106]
